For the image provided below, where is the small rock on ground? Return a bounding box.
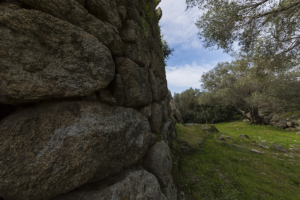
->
[218,137,226,141]
[250,149,264,154]
[258,144,269,149]
[239,134,250,139]
[273,144,288,152]
[289,148,299,152]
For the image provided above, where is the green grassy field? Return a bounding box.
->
[171,120,300,200]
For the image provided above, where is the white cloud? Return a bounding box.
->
[159,0,203,49]
[166,62,212,88]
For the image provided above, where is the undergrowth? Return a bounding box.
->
[170,120,300,199]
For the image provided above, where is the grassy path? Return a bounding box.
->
[171,121,300,200]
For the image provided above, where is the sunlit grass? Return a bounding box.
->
[171,120,300,200]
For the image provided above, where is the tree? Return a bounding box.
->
[186,0,300,70]
[199,55,300,124]
[161,37,174,61]
[173,88,235,123]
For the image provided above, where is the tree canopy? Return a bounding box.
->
[199,55,300,123]
[186,0,300,69]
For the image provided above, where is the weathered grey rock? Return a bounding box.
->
[75,0,85,7]
[149,102,163,133]
[160,119,177,142]
[156,0,162,5]
[157,77,168,100]
[0,5,115,104]
[0,101,156,200]
[150,50,165,79]
[15,0,124,56]
[82,94,98,101]
[160,100,168,122]
[149,69,160,101]
[156,7,162,20]
[142,141,172,187]
[52,170,167,200]
[117,6,126,21]
[161,177,177,200]
[178,191,186,200]
[273,144,288,152]
[107,73,124,106]
[122,20,151,67]
[258,144,269,149]
[115,57,152,107]
[138,104,152,119]
[250,149,264,154]
[86,0,122,29]
[239,134,250,139]
[219,136,226,141]
[96,89,117,106]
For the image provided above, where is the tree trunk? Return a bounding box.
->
[234,105,250,120]
[248,106,262,124]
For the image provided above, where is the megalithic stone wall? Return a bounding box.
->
[0,0,178,200]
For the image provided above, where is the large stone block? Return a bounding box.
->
[0,4,115,104]
[149,102,163,133]
[115,57,152,107]
[150,50,166,79]
[107,73,124,106]
[160,119,177,143]
[0,101,156,200]
[52,170,167,200]
[15,0,124,55]
[86,0,122,29]
[142,141,172,187]
[121,20,151,67]
[149,69,160,101]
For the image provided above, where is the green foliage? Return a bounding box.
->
[169,116,177,125]
[145,3,153,23]
[171,121,300,199]
[156,131,163,142]
[281,111,300,119]
[154,0,158,6]
[187,0,300,70]
[199,54,300,124]
[158,30,174,66]
[173,88,236,123]
[138,19,149,38]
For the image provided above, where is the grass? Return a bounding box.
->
[170,120,300,200]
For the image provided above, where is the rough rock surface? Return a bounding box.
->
[142,141,172,187]
[149,69,160,101]
[161,119,177,143]
[0,4,115,104]
[15,0,124,56]
[115,57,152,107]
[107,73,124,106]
[149,102,163,133]
[0,101,156,200]
[52,170,167,200]
[161,177,178,200]
[0,0,177,199]
[96,89,117,106]
[85,0,122,29]
[156,7,162,21]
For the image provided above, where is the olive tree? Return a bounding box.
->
[199,55,300,124]
[186,0,300,70]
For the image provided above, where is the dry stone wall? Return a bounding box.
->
[0,0,178,199]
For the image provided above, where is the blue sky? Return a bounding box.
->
[158,0,232,95]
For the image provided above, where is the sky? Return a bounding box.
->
[158,0,232,95]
